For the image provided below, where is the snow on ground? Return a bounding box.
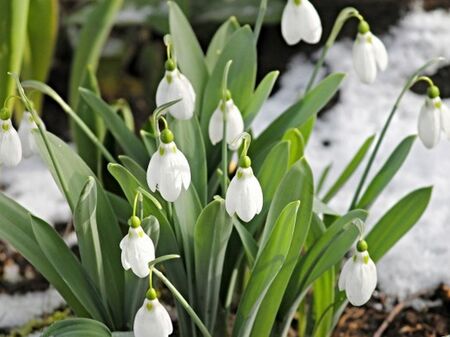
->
[255,6,450,298]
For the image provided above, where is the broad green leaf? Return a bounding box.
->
[194,198,233,331]
[201,26,257,138]
[0,0,29,108]
[366,187,432,262]
[233,201,300,337]
[356,135,416,209]
[30,215,113,326]
[205,16,240,72]
[34,132,124,325]
[69,0,123,106]
[140,130,157,156]
[244,71,279,127]
[119,155,147,188]
[168,1,208,104]
[79,88,148,166]
[282,128,305,167]
[233,218,258,266]
[323,135,375,203]
[172,117,208,204]
[107,192,131,225]
[251,159,314,337]
[312,268,335,337]
[43,318,112,337]
[251,73,345,159]
[74,178,108,307]
[0,193,89,317]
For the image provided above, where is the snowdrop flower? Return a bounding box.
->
[134,288,173,337]
[418,85,450,149]
[156,60,196,120]
[208,94,244,150]
[147,128,191,202]
[120,216,155,278]
[352,20,388,84]
[226,155,263,222]
[18,111,42,158]
[0,118,22,167]
[281,0,322,45]
[339,240,377,306]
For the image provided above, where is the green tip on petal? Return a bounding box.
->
[239,156,252,168]
[146,288,158,301]
[130,216,141,228]
[427,85,440,99]
[356,239,368,252]
[0,107,11,121]
[2,122,10,132]
[160,129,174,144]
[293,0,302,5]
[165,59,176,71]
[225,90,232,101]
[358,20,370,34]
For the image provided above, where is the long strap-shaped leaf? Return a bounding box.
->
[43,318,112,337]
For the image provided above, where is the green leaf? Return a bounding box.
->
[356,135,416,209]
[30,215,113,326]
[79,88,148,166]
[243,71,279,127]
[140,130,157,156]
[312,268,335,337]
[323,135,375,203]
[232,218,258,266]
[251,73,345,159]
[201,26,257,137]
[171,117,208,204]
[205,16,240,72]
[282,128,305,167]
[43,318,112,337]
[250,159,314,337]
[69,0,123,106]
[168,1,208,104]
[317,164,332,194]
[194,198,233,331]
[233,201,300,337]
[119,155,147,187]
[0,193,89,317]
[366,187,432,262]
[0,0,29,108]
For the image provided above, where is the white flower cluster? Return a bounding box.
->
[0,111,42,167]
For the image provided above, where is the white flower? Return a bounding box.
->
[156,66,196,120]
[226,164,263,222]
[281,0,322,46]
[18,111,42,158]
[147,131,191,202]
[120,225,155,278]
[352,22,388,84]
[339,244,377,306]
[134,298,173,337]
[0,119,22,167]
[208,99,244,150]
[418,97,443,149]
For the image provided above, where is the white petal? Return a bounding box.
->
[208,104,224,145]
[18,112,39,158]
[225,176,240,217]
[120,236,131,270]
[297,0,322,44]
[156,70,195,120]
[0,120,22,167]
[249,175,263,214]
[418,99,441,149]
[345,252,377,306]
[353,33,377,84]
[134,299,173,337]
[120,227,155,278]
[147,152,162,192]
[371,34,388,71]
[338,258,353,291]
[174,149,191,190]
[226,101,244,149]
[440,102,450,139]
[281,0,303,45]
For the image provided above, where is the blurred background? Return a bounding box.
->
[1,0,450,336]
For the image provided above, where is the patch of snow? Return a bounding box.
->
[0,155,71,225]
[255,7,450,298]
[0,288,64,328]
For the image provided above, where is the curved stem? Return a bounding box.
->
[349,57,444,210]
[20,80,117,164]
[153,268,212,337]
[221,60,233,195]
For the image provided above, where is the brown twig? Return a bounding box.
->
[373,301,406,337]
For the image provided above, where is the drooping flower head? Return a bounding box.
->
[0,108,22,167]
[18,111,44,158]
[281,0,322,46]
[120,215,156,278]
[147,127,191,202]
[352,20,388,84]
[208,91,244,150]
[225,134,263,222]
[134,288,173,337]
[339,239,377,306]
[418,84,450,149]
